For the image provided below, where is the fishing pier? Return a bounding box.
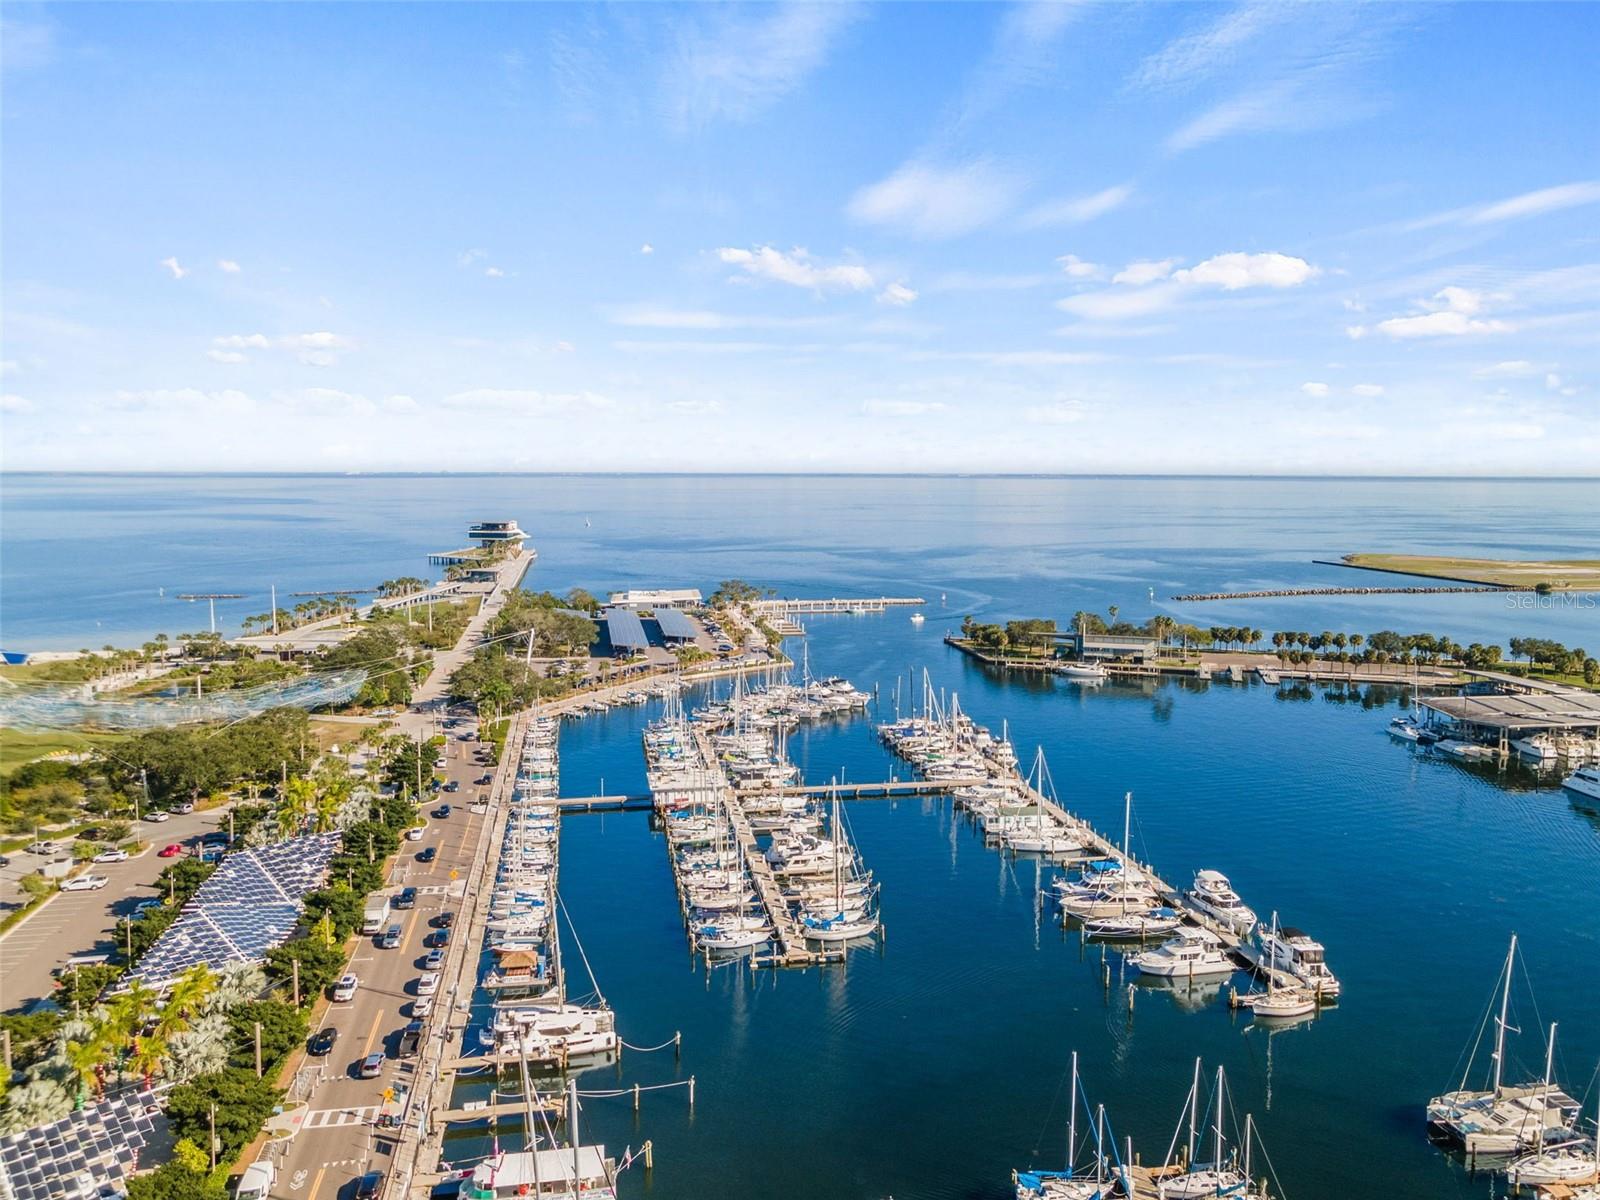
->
[751,595,925,615]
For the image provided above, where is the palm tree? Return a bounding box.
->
[160,965,218,1038]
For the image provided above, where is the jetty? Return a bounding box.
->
[751,595,924,615]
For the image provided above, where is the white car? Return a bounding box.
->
[332,974,359,1002]
[170,802,195,815]
[415,971,440,997]
[147,811,170,823]
[405,826,424,841]
[92,848,129,863]
[412,996,434,1019]
[62,875,110,891]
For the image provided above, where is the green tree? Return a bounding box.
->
[163,1069,282,1162]
[264,937,346,1000]
[226,1000,308,1074]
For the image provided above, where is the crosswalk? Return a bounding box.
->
[302,1105,379,1129]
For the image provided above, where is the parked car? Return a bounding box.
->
[432,911,455,929]
[354,1170,385,1200]
[358,1052,385,1079]
[147,812,170,823]
[92,848,129,863]
[405,826,424,841]
[201,831,230,846]
[333,974,359,1002]
[0,855,10,868]
[411,996,434,1019]
[395,887,417,909]
[25,841,58,855]
[157,843,185,858]
[61,874,109,891]
[433,756,447,769]
[308,1028,338,1057]
[429,927,452,949]
[476,774,493,786]
[432,805,451,819]
[423,948,444,971]
[416,846,437,864]
[398,1021,423,1058]
[442,780,459,793]
[379,925,403,949]
[170,802,195,815]
[415,972,439,997]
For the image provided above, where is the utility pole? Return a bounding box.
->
[292,958,301,1007]
[1,1028,10,1075]
[254,1022,263,1078]
[209,1103,217,1170]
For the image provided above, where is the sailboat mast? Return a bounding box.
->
[1213,1065,1225,1172]
[1243,1114,1253,1192]
[1537,1022,1558,1151]
[1492,933,1518,1096]
[1094,1104,1105,1182]
[1067,1050,1078,1177]
[1186,1057,1200,1169]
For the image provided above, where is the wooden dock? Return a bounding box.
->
[560,777,992,812]
[433,1097,564,1124]
[751,595,925,615]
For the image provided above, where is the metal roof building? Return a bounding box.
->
[653,608,700,643]
[602,607,650,654]
[0,1087,163,1200]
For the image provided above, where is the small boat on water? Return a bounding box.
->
[1182,869,1257,934]
[910,611,926,625]
[1241,913,1319,1020]
[1562,765,1600,804]
[1156,1062,1270,1199]
[1254,920,1340,998]
[1058,661,1108,682]
[1083,907,1182,940]
[1013,1051,1125,1200]
[1506,1135,1599,1187]
[1129,928,1235,979]
[1389,714,1423,742]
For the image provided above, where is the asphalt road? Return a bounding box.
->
[0,804,240,1011]
[265,729,495,1200]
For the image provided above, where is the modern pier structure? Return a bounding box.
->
[750,595,924,615]
[428,518,533,567]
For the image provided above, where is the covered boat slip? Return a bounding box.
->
[469,1146,615,1197]
[1421,688,1600,750]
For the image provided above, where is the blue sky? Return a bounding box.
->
[2,1,1597,473]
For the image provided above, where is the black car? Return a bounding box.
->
[308,1027,338,1057]
[354,1171,384,1200]
[428,928,452,949]
[416,846,437,864]
[394,887,417,910]
[442,780,459,793]
[475,774,493,786]
[432,910,455,929]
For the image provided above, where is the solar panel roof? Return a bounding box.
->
[125,832,338,988]
[653,608,699,641]
[0,1087,161,1200]
[602,607,650,651]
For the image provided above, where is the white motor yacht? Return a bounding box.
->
[1255,922,1341,997]
[1129,928,1235,979]
[1182,870,1258,934]
[1561,765,1600,803]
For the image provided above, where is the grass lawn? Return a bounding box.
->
[1343,554,1600,590]
[0,727,122,776]
[0,658,104,684]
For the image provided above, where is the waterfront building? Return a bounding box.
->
[607,588,703,606]
[1050,630,1160,664]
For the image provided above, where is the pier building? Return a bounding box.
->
[1050,630,1160,664]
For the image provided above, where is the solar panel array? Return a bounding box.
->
[125,832,339,988]
[602,607,650,651]
[652,607,699,641]
[0,1087,161,1200]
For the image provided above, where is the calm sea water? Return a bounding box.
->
[4,474,1598,1198]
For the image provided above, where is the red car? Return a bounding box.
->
[158,843,185,858]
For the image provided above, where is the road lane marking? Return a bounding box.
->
[361,1009,383,1058]
[306,1166,326,1200]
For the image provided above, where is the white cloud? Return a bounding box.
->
[209,331,352,365]
[458,248,487,266]
[664,2,858,128]
[213,334,272,350]
[926,271,1051,292]
[1058,284,1183,321]
[485,266,507,278]
[1020,183,1135,228]
[217,259,241,274]
[1172,252,1319,290]
[1131,2,1284,91]
[640,243,655,255]
[1475,360,1536,377]
[863,399,949,418]
[667,398,723,415]
[1352,287,1512,339]
[877,281,918,306]
[1024,400,1089,424]
[383,394,419,413]
[207,350,247,364]
[1301,382,1330,397]
[1406,180,1600,230]
[441,389,612,412]
[0,360,17,376]
[847,159,1023,238]
[284,332,351,350]
[907,349,1106,366]
[0,393,34,412]
[609,306,832,330]
[159,257,188,280]
[1057,255,1100,279]
[1113,258,1179,286]
[552,341,575,353]
[107,388,253,413]
[1351,383,1386,397]
[716,246,873,292]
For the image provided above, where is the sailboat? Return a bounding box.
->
[1427,935,1581,1154]
[1243,913,1318,1020]
[1060,793,1158,919]
[1158,1063,1258,1199]
[1013,1052,1126,1200]
[801,783,879,943]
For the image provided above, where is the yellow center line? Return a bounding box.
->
[360,1007,384,1058]
[306,1166,327,1200]
[401,904,423,952]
